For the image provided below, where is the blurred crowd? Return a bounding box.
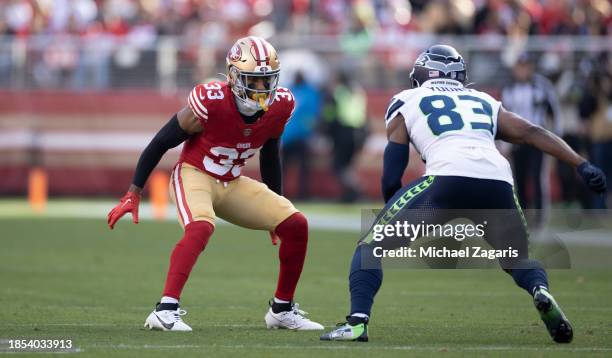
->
[500,52,612,215]
[0,0,610,38]
[0,0,610,209]
[1,0,610,90]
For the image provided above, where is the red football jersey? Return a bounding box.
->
[180,81,294,181]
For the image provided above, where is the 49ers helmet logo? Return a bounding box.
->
[228,44,242,62]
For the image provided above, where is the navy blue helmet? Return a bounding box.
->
[409,45,467,88]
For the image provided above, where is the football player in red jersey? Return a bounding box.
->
[107,36,324,331]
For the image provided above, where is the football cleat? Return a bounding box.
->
[264,301,324,330]
[144,303,192,332]
[533,287,573,343]
[320,321,368,342]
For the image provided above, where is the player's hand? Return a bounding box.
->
[269,231,280,246]
[107,191,141,229]
[577,162,607,194]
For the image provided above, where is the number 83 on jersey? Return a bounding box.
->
[418,94,494,136]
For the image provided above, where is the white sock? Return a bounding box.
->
[273,297,291,304]
[160,296,179,305]
[351,313,369,319]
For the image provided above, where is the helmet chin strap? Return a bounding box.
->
[232,84,271,115]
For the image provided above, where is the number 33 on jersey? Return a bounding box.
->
[181,81,295,181]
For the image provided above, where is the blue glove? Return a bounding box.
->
[577,162,607,194]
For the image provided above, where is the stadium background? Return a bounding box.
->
[1,0,611,356]
[1,0,610,202]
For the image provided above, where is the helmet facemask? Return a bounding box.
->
[225,36,281,115]
[229,65,279,113]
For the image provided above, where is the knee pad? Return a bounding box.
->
[275,212,308,241]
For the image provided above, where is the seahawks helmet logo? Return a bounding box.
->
[415,53,465,75]
[410,45,467,87]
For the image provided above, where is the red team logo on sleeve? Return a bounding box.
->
[181,82,295,182]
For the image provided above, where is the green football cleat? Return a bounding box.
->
[320,321,368,342]
[533,287,573,343]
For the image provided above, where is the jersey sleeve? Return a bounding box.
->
[478,91,502,137]
[271,87,296,138]
[384,96,404,128]
[187,85,209,123]
[385,89,417,130]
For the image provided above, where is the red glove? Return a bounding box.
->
[269,231,280,246]
[107,191,140,229]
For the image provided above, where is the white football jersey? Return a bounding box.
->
[385,79,513,185]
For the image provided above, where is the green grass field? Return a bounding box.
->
[1,216,611,357]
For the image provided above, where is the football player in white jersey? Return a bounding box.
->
[321,45,606,343]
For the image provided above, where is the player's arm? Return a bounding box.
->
[130,107,202,194]
[107,107,203,229]
[496,106,606,193]
[261,88,294,196]
[259,138,282,196]
[381,114,410,203]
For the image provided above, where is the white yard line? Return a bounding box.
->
[1,201,612,246]
[0,201,362,232]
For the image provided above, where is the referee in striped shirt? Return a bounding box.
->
[502,54,561,224]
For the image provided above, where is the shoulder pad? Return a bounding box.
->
[187,84,209,120]
[274,87,295,114]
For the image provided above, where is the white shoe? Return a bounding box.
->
[265,302,324,330]
[144,306,192,332]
